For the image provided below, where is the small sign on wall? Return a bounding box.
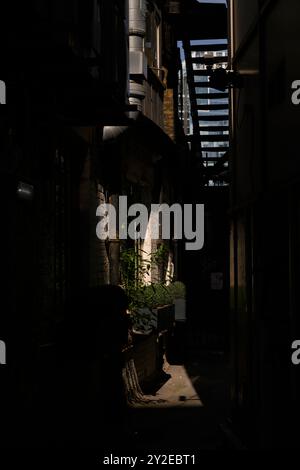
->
[211,272,223,290]
[0,81,6,104]
[0,339,6,365]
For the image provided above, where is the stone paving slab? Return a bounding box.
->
[130,365,204,408]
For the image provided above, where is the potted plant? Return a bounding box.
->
[120,246,174,334]
[120,246,175,384]
[134,283,174,333]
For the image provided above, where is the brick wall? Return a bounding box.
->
[143,78,164,129]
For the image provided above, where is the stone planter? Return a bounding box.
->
[128,304,175,386]
[130,332,158,384]
[132,307,156,335]
[156,304,175,332]
[133,304,175,334]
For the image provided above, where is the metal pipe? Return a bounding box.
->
[129,0,146,36]
[128,0,147,113]
[103,0,147,138]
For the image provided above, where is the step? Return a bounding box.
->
[192,56,228,65]
[190,43,228,52]
[198,114,229,121]
[201,146,229,153]
[195,92,229,100]
[186,134,229,142]
[199,126,229,132]
[196,103,228,111]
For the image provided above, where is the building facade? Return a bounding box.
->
[229,0,300,449]
[0,0,188,446]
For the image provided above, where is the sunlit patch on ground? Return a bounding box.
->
[129,365,204,408]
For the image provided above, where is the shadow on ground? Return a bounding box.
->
[121,354,234,453]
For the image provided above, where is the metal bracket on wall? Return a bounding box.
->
[209,68,244,92]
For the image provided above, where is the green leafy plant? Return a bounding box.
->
[168,281,186,300]
[119,248,152,312]
[120,245,174,332]
[145,283,173,308]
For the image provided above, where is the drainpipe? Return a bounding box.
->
[108,194,120,286]
[129,0,147,116]
[102,0,146,139]
[102,0,147,138]
[101,2,148,286]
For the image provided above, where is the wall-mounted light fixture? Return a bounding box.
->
[17,181,34,201]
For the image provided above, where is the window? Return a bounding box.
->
[145,6,162,72]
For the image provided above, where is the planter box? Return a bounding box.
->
[133,307,156,335]
[127,305,175,386]
[156,304,175,332]
[131,332,158,384]
[133,304,175,334]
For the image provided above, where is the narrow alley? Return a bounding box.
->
[125,357,233,453]
[1,0,300,458]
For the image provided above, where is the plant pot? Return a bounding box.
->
[132,304,175,334]
[132,307,157,334]
[156,304,175,332]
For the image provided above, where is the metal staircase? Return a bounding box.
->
[182,40,229,185]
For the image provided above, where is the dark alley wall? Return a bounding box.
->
[0,1,189,448]
[229,0,300,449]
[183,186,230,358]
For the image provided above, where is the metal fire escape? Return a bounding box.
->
[183,40,229,184]
[170,0,229,185]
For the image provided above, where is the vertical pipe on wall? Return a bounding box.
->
[108,194,120,285]
[128,0,147,113]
